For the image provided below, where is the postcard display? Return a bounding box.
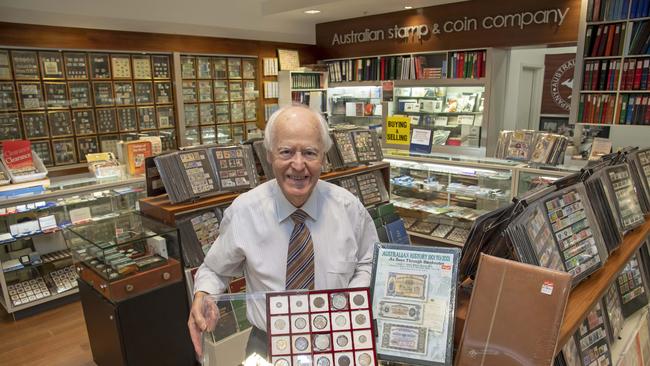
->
[371,244,460,365]
[180,55,258,146]
[0,49,177,166]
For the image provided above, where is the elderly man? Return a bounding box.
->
[188,104,379,357]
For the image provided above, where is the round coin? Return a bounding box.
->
[276,339,288,351]
[295,299,303,307]
[336,335,348,347]
[274,318,287,330]
[294,317,307,330]
[294,336,309,352]
[275,301,283,309]
[338,355,351,366]
[316,356,330,366]
[352,294,365,306]
[312,296,325,308]
[358,334,367,344]
[313,334,330,350]
[313,314,328,330]
[355,313,367,326]
[358,353,372,366]
[274,359,289,366]
[335,314,347,327]
[331,293,347,310]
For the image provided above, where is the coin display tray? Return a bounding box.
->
[267,288,377,366]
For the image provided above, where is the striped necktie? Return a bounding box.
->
[285,209,315,290]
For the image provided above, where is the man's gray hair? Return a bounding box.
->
[263,104,332,153]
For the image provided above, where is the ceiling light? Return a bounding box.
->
[304,9,321,14]
[404,6,413,9]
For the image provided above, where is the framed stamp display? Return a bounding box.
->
[64,52,88,79]
[132,55,152,79]
[371,244,460,366]
[22,112,49,139]
[44,82,69,109]
[99,134,120,156]
[110,54,132,79]
[152,55,171,79]
[117,107,137,132]
[199,103,215,125]
[159,129,176,151]
[198,80,213,102]
[114,81,134,105]
[184,104,199,127]
[215,103,229,124]
[0,50,11,80]
[245,100,257,121]
[227,58,241,79]
[89,53,111,79]
[17,82,44,110]
[156,106,175,129]
[277,49,300,71]
[31,141,53,166]
[186,127,199,146]
[154,81,172,104]
[52,138,77,165]
[93,81,114,107]
[229,81,243,101]
[213,58,227,79]
[68,82,91,108]
[39,52,64,79]
[182,80,197,103]
[96,108,118,133]
[11,50,40,79]
[213,80,228,102]
[48,110,74,137]
[242,59,256,79]
[197,57,212,79]
[76,136,100,162]
[232,124,244,143]
[0,82,17,111]
[137,106,156,130]
[200,126,216,144]
[0,113,22,140]
[217,125,231,144]
[72,109,97,135]
[134,81,153,104]
[244,80,257,100]
[181,56,196,79]
[230,101,244,122]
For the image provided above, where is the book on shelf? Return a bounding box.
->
[578,93,617,124]
[582,59,621,90]
[585,24,626,57]
[587,0,631,21]
[616,93,650,124]
[629,20,650,55]
[631,0,650,18]
[291,73,322,89]
[448,50,485,79]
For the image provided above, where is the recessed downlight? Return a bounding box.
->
[404,6,413,9]
[304,9,321,14]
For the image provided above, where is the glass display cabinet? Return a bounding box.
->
[328,85,383,128]
[515,165,581,197]
[0,174,144,316]
[384,151,517,246]
[68,211,181,302]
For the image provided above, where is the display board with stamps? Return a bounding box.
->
[0,47,177,164]
[180,53,258,144]
[208,145,259,191]
[351,130,383,164]
[371,244,460,366]
[266,288,378,366]
[355,171,390,207]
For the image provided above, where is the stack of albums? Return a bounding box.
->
[328,129,383,170]
[176,207,224,268]
[155,144,259,204]
[495,130,568,166]
[371,244,460,365]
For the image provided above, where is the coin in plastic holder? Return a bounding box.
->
[353,329,372,349]
[271,336,290,355]
[311,313,330,331]
[292,314,309,332]
[330,292,348,310]
[310,293,328,312]
[333,331,352,351]
[271,315,290,334]
[290,294,309,313]
[349,291,368,309]
[355,351,374,366]
[292,335,311,353]
[335,353,353,366]
[332,312,350,331]
[273,357,290,366]
[312,333,331,351]
[351,310,370,329]
[270,295,289,315]
[314,354,332,366]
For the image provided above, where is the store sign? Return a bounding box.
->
[385,116,411,145]
[541,53,576,115]
[316,0,580,58]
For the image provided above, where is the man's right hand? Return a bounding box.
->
[188,291,219,357]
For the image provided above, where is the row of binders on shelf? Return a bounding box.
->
[448,50,486,79]
[617,93,650,124]
[584,23,627,57]
[578,93,650,124]
[290,73,322,89]
[578,94,618,124]
[621,58,650,89]
[581,57,650,91]
[587,0,636,21]
[629,20,650,55]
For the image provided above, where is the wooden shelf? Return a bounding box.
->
[140,162,390,225]
[407,230,463,247]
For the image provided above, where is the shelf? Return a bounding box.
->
[392,183,507,202]
[619,90,650,93]
[329,78,485,88]
[579,90,618,94]
[290,88,327,92]
[626,54,650,58]
[407,230,464,247]
[586,18,628,25]
[397,111,481,115]
[583,55,624,60]
[10,287,78,312]
[329,81,381,88]
[2,255,73,274]
[629,16,650,22]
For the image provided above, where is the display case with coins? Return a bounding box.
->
[67,211,181,302]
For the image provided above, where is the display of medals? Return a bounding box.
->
[134,81,153,104]
[137,106,156,130]
[154,81,172,104]
[156,106,175,129]
[96,108,118,133]
[371,244,460,365]
[52,138,77,165]
[117,108,137,132]
[209,145,259,191]
[152,55,171,79]
[114,81,134,105]
[90,53,111,79]
[69,81,91,108]
[356,171,389,207]
[351,130,383,164]
[267,288,377,366]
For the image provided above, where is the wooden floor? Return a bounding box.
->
[0,300,94,366]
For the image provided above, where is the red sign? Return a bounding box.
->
[3,140,33,171]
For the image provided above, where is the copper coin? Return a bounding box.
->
[352,294,365,306]
[313,296,325,308]
[338,355,350,366]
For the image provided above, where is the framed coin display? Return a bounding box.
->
[232,123,245,143]
[117,107,137,132]
[111,54,132,79]
[197,57,212,79]
[152,55,171,79]
[72,109,97,135]
[93,81,114,107]
[48,110,73,137]
[244,80,257,100]
[44,82,69,109]
[89,53,111,79]
[214,80,228,102]
[22,112,49,139]
[134,81,153,104]
[38,51,64,79]
[11,50,40,79]
[96,108,118,133]
[229,81,243,101]
[99,134,120,156]
[181,56,196,79]
[0,113,22,140]
[31,141,53,166]
[52,138,77,165]
[184,104,199,127]
[137,106,156,130]
[199,103,215,125]
[242,58,256,79]
[159,129,176,151]
[0,50,12,80]
[0,82,17,111]
[200,126,216,145]
[17,82,44,110]
[215,103,230,124]
[156,106,175,129]
[245,100,257,121]
[120,132,139,142]
[132,55,152,79]
[198,80,213,102]
[213,58,227,79]
[186,127,199,146]
[154,81,172,104]
[114,81,134,105]
[217,125,231,144]
[230,101,244,122]
[69,82,91,108]
[182,80,197,103]
[228,58,241,79]
[76,136,99,162]
[64,52,88,79]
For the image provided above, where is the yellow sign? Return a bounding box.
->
[385,115,411,145]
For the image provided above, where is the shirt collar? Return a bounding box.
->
[273,180,320,223]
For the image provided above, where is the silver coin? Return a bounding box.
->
[331,293,347,310]
[275,301,283,309]
[316,356,330,366]
[338,355,351,366]
[294,317,307,330]
[352,294,365,306]
[313,296,325,308]
[355,313,367,325]
[336,334,348,347]
[274,358,290,366]
[276,338,288,351]
[294,336,309,352]
[334,314,347,327]
[358,353,372,366]
[313,314,328,329]
[295,299,303,307]
[313,334,330,350]
[358,334,367,344]
[274,318,286,330]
